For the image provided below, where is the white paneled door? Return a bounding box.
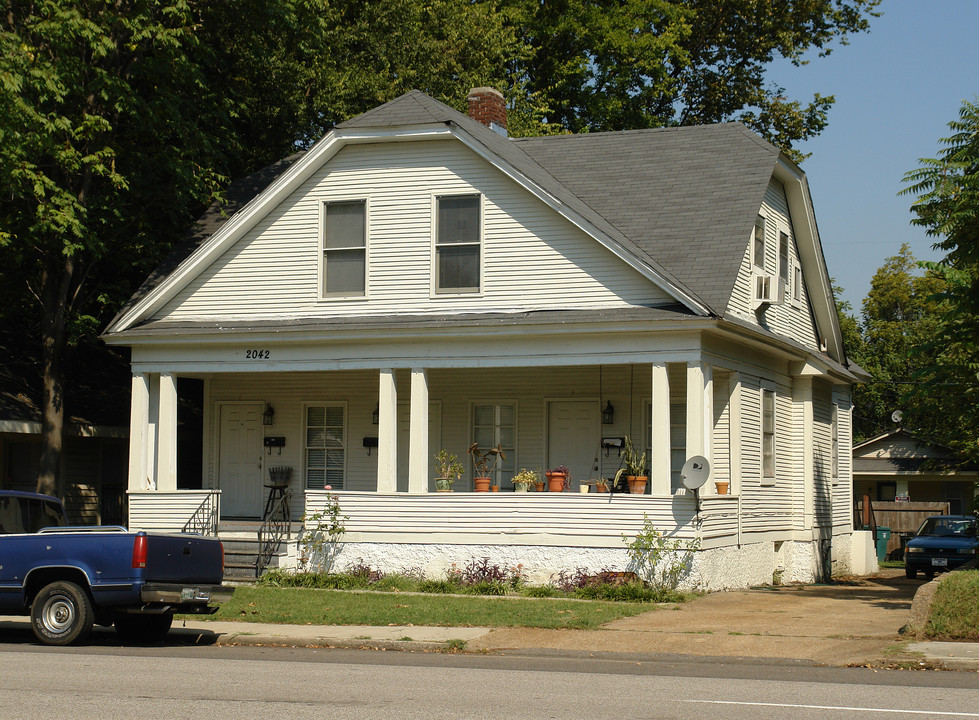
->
[219,403,264,517]
[547,401,600,486]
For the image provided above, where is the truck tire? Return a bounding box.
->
[30,581,94,646]
[114,613,174,643]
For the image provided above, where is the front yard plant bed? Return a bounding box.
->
[196,586,656,630]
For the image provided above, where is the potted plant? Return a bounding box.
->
[434,449,464,492]
[468,442,505,492]
[614,436,648,494]
[595,478,610,493]
[512,468,539,492]
[545,465,570,492]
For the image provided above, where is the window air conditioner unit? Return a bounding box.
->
[752,274,780,309]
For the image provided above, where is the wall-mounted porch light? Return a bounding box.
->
[602,400,615,425]
[262,402,275,426]
[372,403,379,425]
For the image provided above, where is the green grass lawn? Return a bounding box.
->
[924,570,979,640]
[196,586,657,630]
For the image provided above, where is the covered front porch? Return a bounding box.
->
[125,358,742,524]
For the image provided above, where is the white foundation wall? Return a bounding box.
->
[279,534,853,589]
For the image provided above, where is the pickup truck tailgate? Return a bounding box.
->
[144,534,224,584]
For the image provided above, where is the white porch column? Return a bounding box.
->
[408,368,429,493]
[156,373,178,492]
[128,373,150,491]
[685,362,711,461]
[650,363,671,495]
[794,375,815,529]
[376,369,398,492]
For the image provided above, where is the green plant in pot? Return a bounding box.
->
[512,467,539,492]
[614,436,648,494]
[468,442,505,492]
[434,449,464,492]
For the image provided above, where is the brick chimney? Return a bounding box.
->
[467,87,507,135]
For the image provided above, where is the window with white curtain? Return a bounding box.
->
[305,404,345,490]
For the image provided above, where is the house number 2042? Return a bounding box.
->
[245,349,270,359]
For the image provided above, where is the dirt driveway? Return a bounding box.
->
[471,569,920,666]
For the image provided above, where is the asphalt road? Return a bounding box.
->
[1,643,977,720]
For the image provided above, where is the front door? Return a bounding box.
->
[219,403,264,517]
[547,401,600,485]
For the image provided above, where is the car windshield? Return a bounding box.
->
[917,517,976,538]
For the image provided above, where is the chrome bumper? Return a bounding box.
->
[140,583,234,606]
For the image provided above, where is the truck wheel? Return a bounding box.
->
[114,613,174,643]
[30,581,94,646]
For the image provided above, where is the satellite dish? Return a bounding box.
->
[891,410,903,424]
[681,456,710,490]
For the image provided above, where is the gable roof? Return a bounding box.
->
[853,428,977,475]
[107,91,838,357]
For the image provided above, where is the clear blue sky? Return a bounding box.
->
[767,0,978,314]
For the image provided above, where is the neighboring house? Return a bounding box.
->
[0,333,130,524]
[853,428,977,515]
[102,88,867,587]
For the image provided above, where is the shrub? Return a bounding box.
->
[623,514,700,591]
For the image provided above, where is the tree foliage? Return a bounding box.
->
[844,246,947,442]
[901,98,979,460]
[505,0,880,158]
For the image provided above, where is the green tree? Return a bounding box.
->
[0,0,525,496]
[902,98,979,460]
[505,0,881,158]
[847,245,946,442]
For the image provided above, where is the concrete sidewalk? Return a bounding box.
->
[4,569,977,670]
[169,569,979,670]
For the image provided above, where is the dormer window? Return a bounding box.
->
[435,194,480,293]
[322,200,366,298]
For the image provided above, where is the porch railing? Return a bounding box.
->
[182,492,220,536]
[256,489,292,578]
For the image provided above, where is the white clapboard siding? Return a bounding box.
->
[157,140,671,321]
[832,389,855,528]
[727,180,820,353]
[305,491,742,547]
[128,490,221,532]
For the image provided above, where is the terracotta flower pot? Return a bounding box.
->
[545,471,567,492]
[474,477,491,492]
[490,485,500,492]
[534,482,545,492]
[715,481,730,495]
[628,475,648,494]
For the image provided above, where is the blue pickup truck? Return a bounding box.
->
[0,490,232,645]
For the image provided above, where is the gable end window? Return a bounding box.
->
[323,200,366,297]
[436,194,480,293]
[753,215,766,270]
[778,232,789,300]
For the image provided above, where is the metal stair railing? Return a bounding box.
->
[256,489,292,578]
[182,492,219,536]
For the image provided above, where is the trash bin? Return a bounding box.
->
[875,527,892,562]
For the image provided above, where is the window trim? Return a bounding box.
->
[760,384,776,486]
[302,401,348,491]
[432,193,483,296]
[469,399,516,488]
[319,198,369,301]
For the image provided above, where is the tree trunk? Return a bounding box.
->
[35,256,74,498]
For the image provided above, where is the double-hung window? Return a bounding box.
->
[753,215,766,270]
[322,200,366,297]
[761,387,776,482]
[435,194,480,293]
[471,402,515,487]
[305,404,345,490]
[779,232,789,300]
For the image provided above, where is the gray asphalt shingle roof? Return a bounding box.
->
[112,90,786,329]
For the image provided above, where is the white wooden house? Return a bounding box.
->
[102,89,868,587]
